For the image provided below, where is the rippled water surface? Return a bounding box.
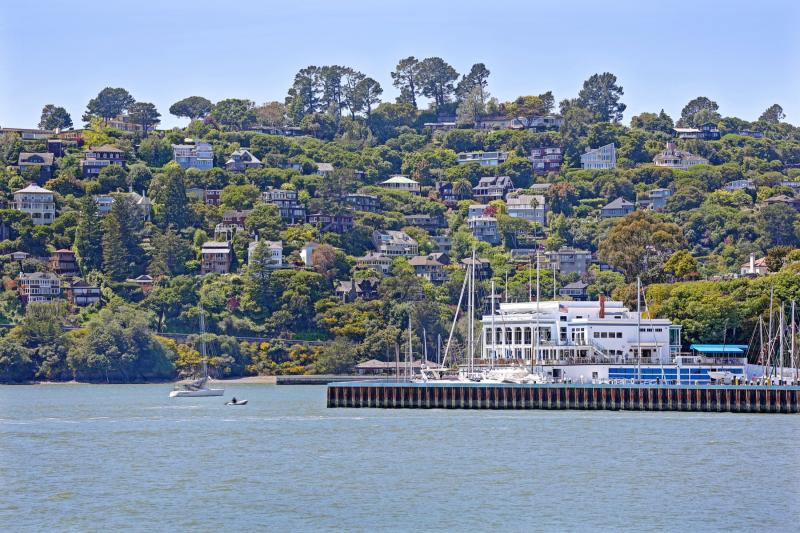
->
[1,384,798,532]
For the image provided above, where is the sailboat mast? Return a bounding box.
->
[779,302,785,383]
[636,277,642,383]
[792,301,797,383]
[768,287,774,379]
[469,248,476,374]
[491,279,496,369]
[528,258,532,302]
[534,250,540,372]
[407,316,412,381]
[199,302,208,379]
[423,328,428,365]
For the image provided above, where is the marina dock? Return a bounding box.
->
[327,382,800,413]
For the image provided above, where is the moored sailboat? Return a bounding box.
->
[170,304,224,398]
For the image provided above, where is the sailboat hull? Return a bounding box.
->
[169,388,225,398]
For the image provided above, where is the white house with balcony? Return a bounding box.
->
[372,230,419,257]
[506,194,547,225]
[172,141,213,170]
[12,184,56,224]
[468,215,500,245]
[580,143,616,170]
[248,239,283,267]
[17,271,62,303]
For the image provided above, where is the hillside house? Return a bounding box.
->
[544,247,593,276]
[600,197,635,219]
[380,175,420,195]
[473,175,515,203]
[740,253,768,276]
[172,141,213,170]
[81,145,125,177]
[457,151,509,166]
[343,193,380,212]
[639,188,672,210]
[308,212,354,234]
[356,252,393,275]
[581,143,616,170]
[506,194,547,225]
[48,249,78,277]
[723,179,755,192]
[262,188,307,223]
[403,213,444,233]
[17,152,54,180]
[559,281,589,301]
[653,142,709,169]
[315,162,334,177]
[18,272,61,304]
[529,147,563,173]
[67,279,102,307]
[372,230,418,257]
[335,277,380,302]
[460,257,492,280]
[12,184,56,224]
[673,123,720,140]
[673,122,720,141]
[107,113,159,133]
[248,240,283,268]
[201,241,232,274]
[436,181,472,206]
[409,253,450,284]
[763,194,800,211]
[225,149,262,172]
[468,216,500,244]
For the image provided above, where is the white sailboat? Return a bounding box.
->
[170,304,224,398]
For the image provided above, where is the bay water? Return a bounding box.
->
[1,384,798,532]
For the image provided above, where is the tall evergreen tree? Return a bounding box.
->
[102,214,129,281]
[102,195,144,281]
[160,163,191,229]
[149,226,192,277]
[390,57,420,109]
[576,72,626,123]
[38,104,73,130]
[75,195,104,273]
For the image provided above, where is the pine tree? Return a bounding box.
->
[161,163,190,229]
[75,195,104,273]
[149,225,191,277]
[102,195,144,280]
[102,214,129,281]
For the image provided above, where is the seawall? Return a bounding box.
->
[327,382,800,413]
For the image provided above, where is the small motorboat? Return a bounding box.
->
[226,399,248,406]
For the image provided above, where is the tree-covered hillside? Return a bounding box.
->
[1,59,799,382]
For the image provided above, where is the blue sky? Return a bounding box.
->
[1,0,798,129]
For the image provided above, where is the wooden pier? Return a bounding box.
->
[326,382,800,413]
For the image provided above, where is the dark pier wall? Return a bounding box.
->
[327,383,800,414]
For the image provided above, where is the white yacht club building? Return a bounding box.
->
[481,299,681,365]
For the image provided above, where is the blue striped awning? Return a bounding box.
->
[689,344,748,354]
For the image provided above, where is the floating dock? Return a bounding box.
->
[327,382,800,413]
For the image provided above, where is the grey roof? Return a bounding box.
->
[562,281,589,290]
[228,148,261,164]
[506,194,545,207]
[602,197,635,210]
[18,152,54,165]
[316,162,334,172]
